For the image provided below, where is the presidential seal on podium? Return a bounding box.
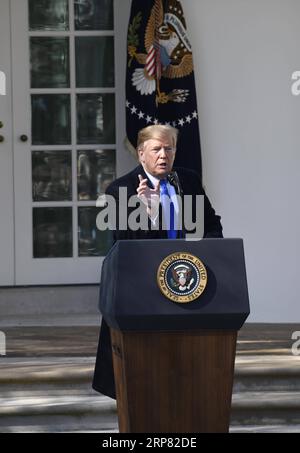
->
[157,252,208,303]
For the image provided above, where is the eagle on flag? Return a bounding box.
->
[128,0,193,105]
[126,0,203,177]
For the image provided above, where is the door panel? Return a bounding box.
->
[0,0,14,285]
[11,0,116,284]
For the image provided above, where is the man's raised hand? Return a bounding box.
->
[137,174,160,217]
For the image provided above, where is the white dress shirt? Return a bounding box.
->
[143,169,180,228]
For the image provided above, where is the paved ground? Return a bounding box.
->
[0,322,298,357]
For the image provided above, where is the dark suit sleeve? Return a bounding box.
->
[203,191,223,238]
[182,169,223,238]
[105,183,127,243]
[105,167,156,242]
[195,173,223,238]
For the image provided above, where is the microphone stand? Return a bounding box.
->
[167,171,185,239]
[167,171,183,197]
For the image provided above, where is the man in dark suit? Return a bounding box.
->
[93,125,223,399]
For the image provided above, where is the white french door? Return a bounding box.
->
[0,0,14,285]
[11,0,117,284]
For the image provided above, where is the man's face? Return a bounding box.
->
[138,135,176,179]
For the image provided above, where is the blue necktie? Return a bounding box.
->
[160,179,177,239]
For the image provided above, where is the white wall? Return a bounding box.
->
[117,0,300,322]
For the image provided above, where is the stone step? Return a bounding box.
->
[231,391,300,426]
[1,390,300,431]
[0,357,94,390]
[230,425,300,433]
[0,392,116,417]
[234,355,300,392]
[1,321,298,432]
[0,416,118,433]
[2,424,300,434]
[0,424,118,434]
[0,391,118,432]
[1,355,300,392]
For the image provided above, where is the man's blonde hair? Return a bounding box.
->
[137,125,179,153]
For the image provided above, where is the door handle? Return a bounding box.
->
[0,135,4,143]
[20,135,28,142]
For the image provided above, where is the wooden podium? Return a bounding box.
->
[99,239,250,433]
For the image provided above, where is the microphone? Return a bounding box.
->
[167,171,183,197]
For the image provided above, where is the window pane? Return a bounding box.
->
[32,151,72,201]
[76,94,115,144]
[77,149,115,200]
[30,38,70,89]
[32,94,71,145]
[74,0,113,30]
[78,207,110,256]
[29,0,69,31]
[75,37,114,88]
[33,207,73,258]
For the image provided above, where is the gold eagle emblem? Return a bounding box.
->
[128,0,194,105]
[157,252,207,303]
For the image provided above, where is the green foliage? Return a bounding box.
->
[128,12,142,47]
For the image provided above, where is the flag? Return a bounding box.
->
[126,0,202,177]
